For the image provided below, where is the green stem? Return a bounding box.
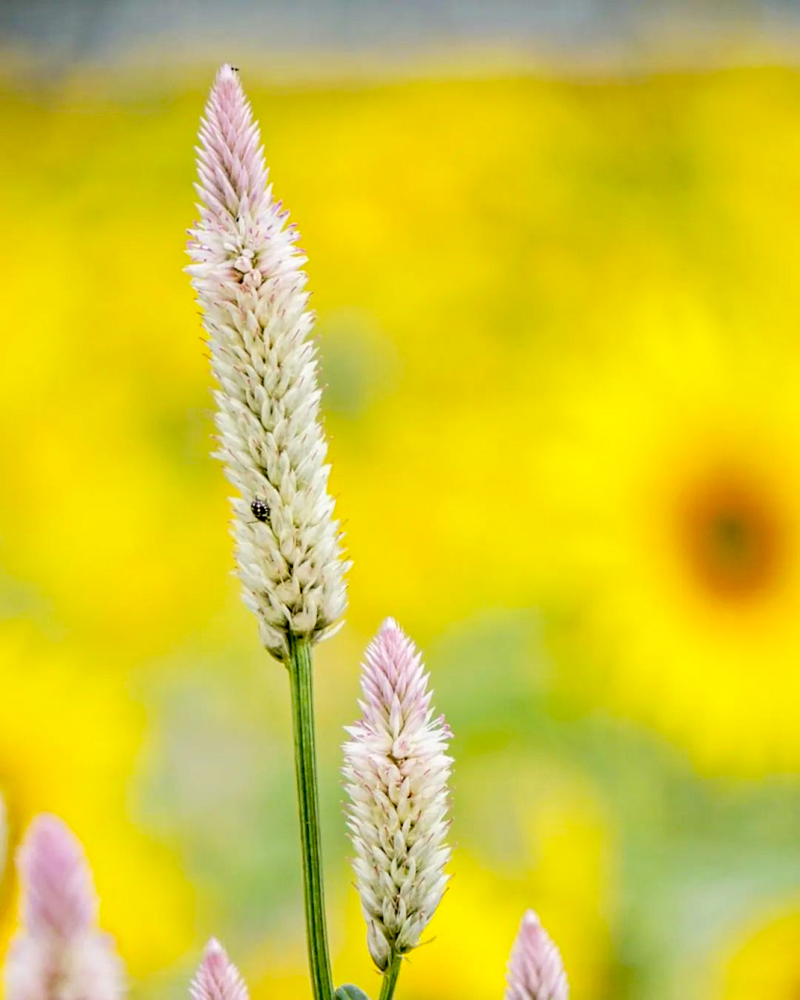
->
[288,634,335,1000]
[378,954,402,1000]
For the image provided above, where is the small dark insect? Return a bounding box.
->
[250,497,270,523]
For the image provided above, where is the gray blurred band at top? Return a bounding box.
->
[1,0,800,75]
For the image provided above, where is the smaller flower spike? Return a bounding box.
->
[343,618,453,971]
[3,814,124,1000]
[190,939,249,1000]
[504,910,569,1000]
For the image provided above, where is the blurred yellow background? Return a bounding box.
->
[1,5,800,999]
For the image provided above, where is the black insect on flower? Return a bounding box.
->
[250,497,270,523]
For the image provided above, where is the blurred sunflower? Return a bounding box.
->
[532,300,800,773]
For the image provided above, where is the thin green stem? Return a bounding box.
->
[288,634,335,1000]
[378,954,402,1000]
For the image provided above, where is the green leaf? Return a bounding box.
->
[335,984,372,1000]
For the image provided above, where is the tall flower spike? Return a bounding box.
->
[504,910,569,1000]
[190,939,249,1000]
[187,64,347,660]
[4,814,124,1000]
[343,618,453,971]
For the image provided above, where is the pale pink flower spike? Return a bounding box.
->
[343,618,453,971]
[3,813,124,1000]
[505,910,569,1000]
[187,64,348,660]
[190,939,249,1000]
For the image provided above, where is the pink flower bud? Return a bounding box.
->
[190,939,248,1000]
[505,910,569,1000]
[4,814,124,1000]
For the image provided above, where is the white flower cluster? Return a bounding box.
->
[187,65,347,659]
[343,618,453,970]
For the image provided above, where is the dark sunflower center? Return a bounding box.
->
[680,473,783,601]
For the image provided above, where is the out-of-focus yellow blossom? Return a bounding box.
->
[0,624,195,975]
[516,782,616,996]
[715,904,800,999]
[531,302,800,774]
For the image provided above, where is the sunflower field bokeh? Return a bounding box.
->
[2,6,800,998]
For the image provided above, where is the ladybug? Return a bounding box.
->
[250,497,270,523]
